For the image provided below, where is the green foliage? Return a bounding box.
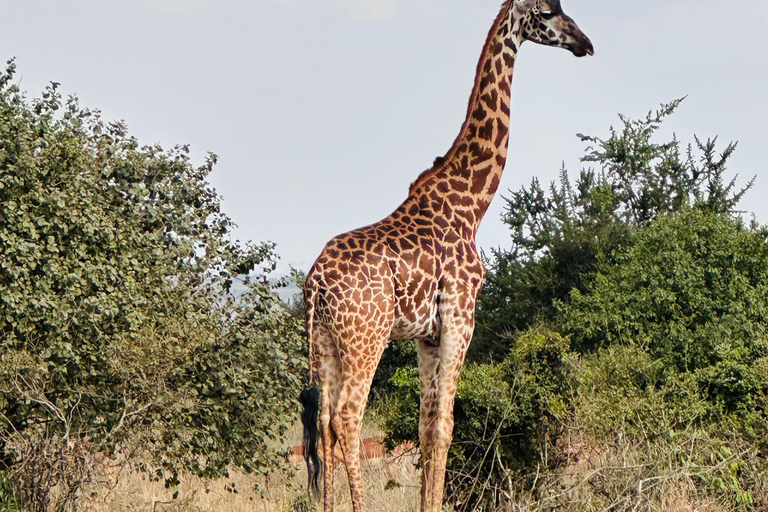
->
[382,328,575,509]
[371,339,418,402]
[0,58,304,509]
[0,471,18,512]
[287,491,315,512]
[560,208,768,406]
[472,100,752,362]
[380,365,420,451]
[547,208,768,510]
[566,344,768,511]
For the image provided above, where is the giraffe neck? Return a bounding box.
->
[408,1,521,238]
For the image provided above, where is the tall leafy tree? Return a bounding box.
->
[472,100,751,361]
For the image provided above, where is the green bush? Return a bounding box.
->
[565,344,768,511]
[560,208,768,405]
[0,59,304,510]
[0,471,17,512]
[382,327,575,510]
[550,208,768,510]
[472,100,751,363]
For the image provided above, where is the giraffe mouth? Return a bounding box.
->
[565,39,594,57]
[569,44,594,57]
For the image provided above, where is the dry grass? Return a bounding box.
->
[75,420,421,512]
[76,455,420,512]
[37,420,766,512]
[48,433,741,512]
[502,430,734,512]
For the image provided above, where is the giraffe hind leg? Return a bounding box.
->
[332,378,369,512]
[320,384,337,511]
[331,332,391,512]
[316,326,341,511]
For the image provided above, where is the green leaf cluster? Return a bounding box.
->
[561,208,768,416]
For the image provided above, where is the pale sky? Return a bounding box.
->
[2,0,767,275]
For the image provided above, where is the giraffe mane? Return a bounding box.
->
[406,1,513,199]
[408,157,447,196]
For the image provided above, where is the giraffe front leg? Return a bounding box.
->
[417,341,441,510]
[418,301,476,512]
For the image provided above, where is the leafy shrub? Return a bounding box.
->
[0,59,304,510]
[561,345,768,512]
[472,100,751,362]
[551,208,768,510]
[0,471,17,512]
[382,327,575,510]
[560,208,768,401]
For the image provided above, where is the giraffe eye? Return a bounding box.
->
[540,11,556,20]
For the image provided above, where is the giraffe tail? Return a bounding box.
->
[300,279,321,496]
[299,386,321,497]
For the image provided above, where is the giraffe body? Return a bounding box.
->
[301,1,593,511]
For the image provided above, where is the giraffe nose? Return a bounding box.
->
[565,20,594,57]
[583,38,595,56]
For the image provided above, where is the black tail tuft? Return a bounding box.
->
[299,386,321,497]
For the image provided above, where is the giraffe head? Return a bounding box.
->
[514,0,594,57]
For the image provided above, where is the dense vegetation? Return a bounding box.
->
[379,101,768,511]
[0,59,304,512]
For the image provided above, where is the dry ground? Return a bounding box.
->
[52,423,759,512]
[78,422,421,512]
[79,457,421,512]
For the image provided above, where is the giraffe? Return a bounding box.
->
[299,1,593,511]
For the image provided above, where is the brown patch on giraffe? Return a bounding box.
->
[471,165,493,194]
[449,178,469,192]
[478,118,495,141]
[443,231,460,245]
[447,193,474,208]
[471,148,494,166]
[499,79,511,97]
[487,174,501,195]
[495,118,509,146]
[480,92,494,111]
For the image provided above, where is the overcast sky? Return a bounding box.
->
[2,0,767,275]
